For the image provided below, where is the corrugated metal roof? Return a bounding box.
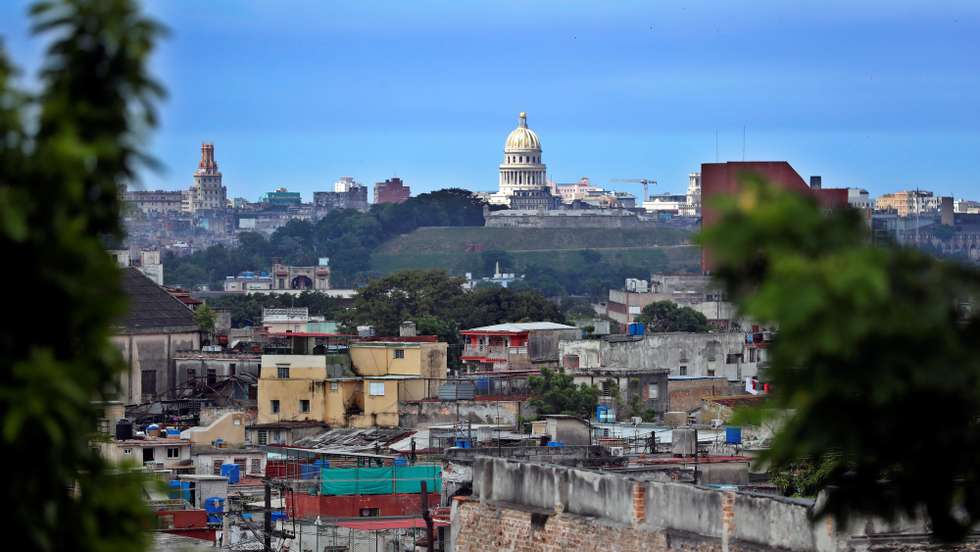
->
[462,322,577,333]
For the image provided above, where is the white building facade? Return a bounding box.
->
[189,142,227,212]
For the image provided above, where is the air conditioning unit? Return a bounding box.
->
[609,447,624,457]
[630,416,643,425]
[711,418,723,428]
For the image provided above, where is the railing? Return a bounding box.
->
[462,346,528,358]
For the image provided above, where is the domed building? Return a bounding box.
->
[491,112,549,205]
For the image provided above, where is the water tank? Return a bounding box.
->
[394,456,408,467]
[220,463,241,485]
[115,418,133,441]
[204,497,224,523]
[725,426,742,445]
[671,428,697,456]
[628,322,646,336]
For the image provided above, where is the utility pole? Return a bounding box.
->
[264,481,272,552]
[420,481,435,552]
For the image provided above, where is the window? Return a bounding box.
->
[229,363,237,376]
[271,400,280,414]
[648,384,659,400]
[167,447,180,459]
[707,369,716,377]
[250,458,262,475]
[123,448,133,455]
[234,458,247,473]
[213,459,223,475]
[369,382,385,396]
[679,366,687,376]
[257,430,268,445]
[359,508,380,517]
[143,448,155,462]
[300,400,310,413]
[393,349,405,359]
[277,365,290,378]
[141,370,157,395]
[207,368,217,386]
[186,368,196,381]
[726,353,743,365]
[330,382,339,392]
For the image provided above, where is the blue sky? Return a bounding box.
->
[2,1,979,200]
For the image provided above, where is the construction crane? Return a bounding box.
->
[611,178,657,203]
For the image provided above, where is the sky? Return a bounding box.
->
[2,0,979,200]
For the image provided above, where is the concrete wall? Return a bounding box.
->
[668,377,742,412]
[182,411,247,447]
[111,331,200,403]
[560,333,760,382]
[399,400,525,427]
[456,457,949,552]
[257,355,328,424]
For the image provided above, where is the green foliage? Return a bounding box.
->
[700,177,980,541]
[165,188,488,289]
[194,303,216,337]
[528,368,599,418]
[635,300,709,332]
[771,456,841,499]
[346,270,565,367]
[1,0,163,550]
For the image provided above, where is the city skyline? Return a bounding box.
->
[2,0,978,200]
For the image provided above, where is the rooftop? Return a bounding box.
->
[462,322,578,333]
[117,268,199,333]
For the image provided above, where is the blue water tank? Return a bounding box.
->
[166,428,179,437]
[546,441,564,447]
[394,456,408,466]
[725,426,743,445]
[628,323,646,336]
[455,438,472,449]
[167,480,181,499]
[204,497,224,523]
[220,463,241,484]
[146,423,160,431]
[271,511,288,522]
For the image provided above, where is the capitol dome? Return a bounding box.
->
[504,112,541,151]
[493,112,548,205]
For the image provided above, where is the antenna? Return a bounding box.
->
[715,129,719,162]
[741,126,746,161]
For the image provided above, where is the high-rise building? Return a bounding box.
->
[334,176,359,193]
[189,143,227,212]
[374,177,410,204]
[491,112,547,205]
[874,190,939,216]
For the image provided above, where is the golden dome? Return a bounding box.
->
[504,112,541,151]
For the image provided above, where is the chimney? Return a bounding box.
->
[399,321,417,337]
[809,176,822,190]
[941,196,954,226]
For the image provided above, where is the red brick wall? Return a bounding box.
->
[453,498,672,552]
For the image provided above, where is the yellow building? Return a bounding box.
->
[256,341,448,429]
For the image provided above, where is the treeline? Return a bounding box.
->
[165,188,488,289]
[480,248,667,299]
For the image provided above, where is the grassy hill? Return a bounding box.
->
[370,226,700,275]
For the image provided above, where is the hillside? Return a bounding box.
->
[370,226,700,275]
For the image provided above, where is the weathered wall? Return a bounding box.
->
[399,400,524,427]
[560,333,759,382]
[668,377,742,412]
[454,458,962,552]
[111,331,200,403]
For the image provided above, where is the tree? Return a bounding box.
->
[700,177,980,541]
[1,1,163,550]
[346,270,468,338]
[194,303,217,341]
[635,300,709,333]
[528,368,599,418]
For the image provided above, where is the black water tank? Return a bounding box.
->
[115,418,133,441]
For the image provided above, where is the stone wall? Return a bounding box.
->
[486,210,663,229]
[451,457,971,552]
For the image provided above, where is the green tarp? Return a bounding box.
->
[320,465,441,496]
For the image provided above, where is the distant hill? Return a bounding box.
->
[370,226,700,275]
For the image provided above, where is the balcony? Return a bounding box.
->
[462,345,527,360]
